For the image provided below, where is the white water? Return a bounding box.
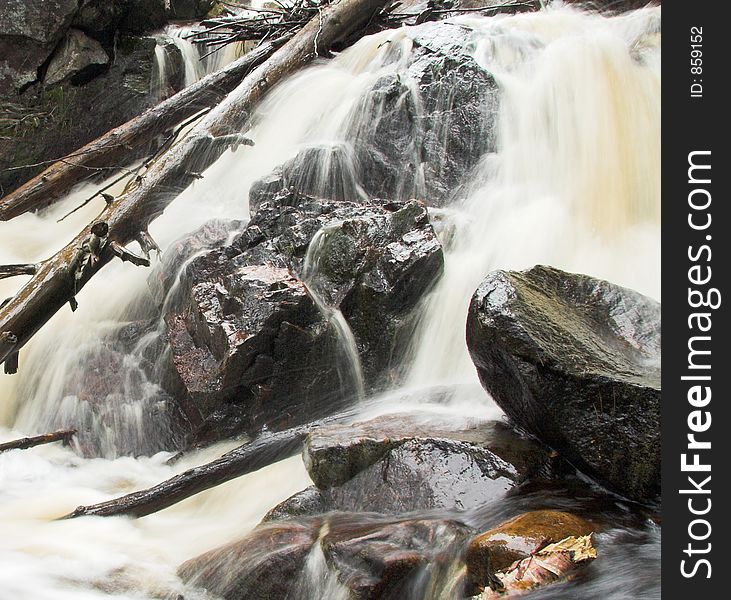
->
[301,224,366,401]
[1,5,660,598]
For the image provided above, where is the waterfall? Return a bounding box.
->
[0,5,661,599]
[406,6,661,387]
[301,224,367,401]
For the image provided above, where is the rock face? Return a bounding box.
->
[348,21,500,205]
[0,0,186,194]
[161,193,443,440]
[465,510,595,593]
[0,0,79,93]
[466,265,661,501]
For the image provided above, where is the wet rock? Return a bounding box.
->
[248,144,366,211]
[303,413,548,490]
[465,510,595,592]
[262,486,327,523]
[162,193,443,440]
[179,520,321,600]
[321,515,472,600]
[0,0,79,93]
[246,19,501,208]
[320,437,518,514]
[347,21,500,205]
[466,265,661,501]
[45,29,109,86]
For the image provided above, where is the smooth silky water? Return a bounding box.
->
[0,5,660,599]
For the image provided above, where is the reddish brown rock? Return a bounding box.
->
[465,510,595,593]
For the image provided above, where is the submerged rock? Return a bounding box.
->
[465,510,595,593]
[161,193,443,441]
[321,515,471,600]
[466,265,661,501]
[178,520,321,600]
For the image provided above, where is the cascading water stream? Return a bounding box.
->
[1,5,661,599]
[407,7,661,387]
[301,224,366,401]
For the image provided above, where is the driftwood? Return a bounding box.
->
[0,39,285,221]
[0,0,391,373]
[64,426,309,518]
[0,429,76,453]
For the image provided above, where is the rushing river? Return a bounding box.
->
[0,5,660,599]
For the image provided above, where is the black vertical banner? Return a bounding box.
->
[662,1,729,598]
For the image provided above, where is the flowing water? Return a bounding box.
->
[1,5,661,599]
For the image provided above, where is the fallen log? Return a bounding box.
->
[0,38,286,221]
[0,429,76,453]
[0,0,391,372]
[64,426,308,518]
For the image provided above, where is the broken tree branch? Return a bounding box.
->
[0,264,38,280]
[0,0,391,372]
[0,429,77,453]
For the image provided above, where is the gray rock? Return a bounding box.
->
[466,265,661,501]
[246,19,501,208]
[45,29,109,86]
[321,438,517,514]
[0,0,79,93]
[303,413,547,491]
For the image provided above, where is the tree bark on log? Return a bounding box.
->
[0,429,76,453]
[0,39,287,222]
[63,426,308,518]
[0,0,391,372]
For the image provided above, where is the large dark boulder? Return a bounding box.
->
[466,265,661,501]
[160,192,443,440]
